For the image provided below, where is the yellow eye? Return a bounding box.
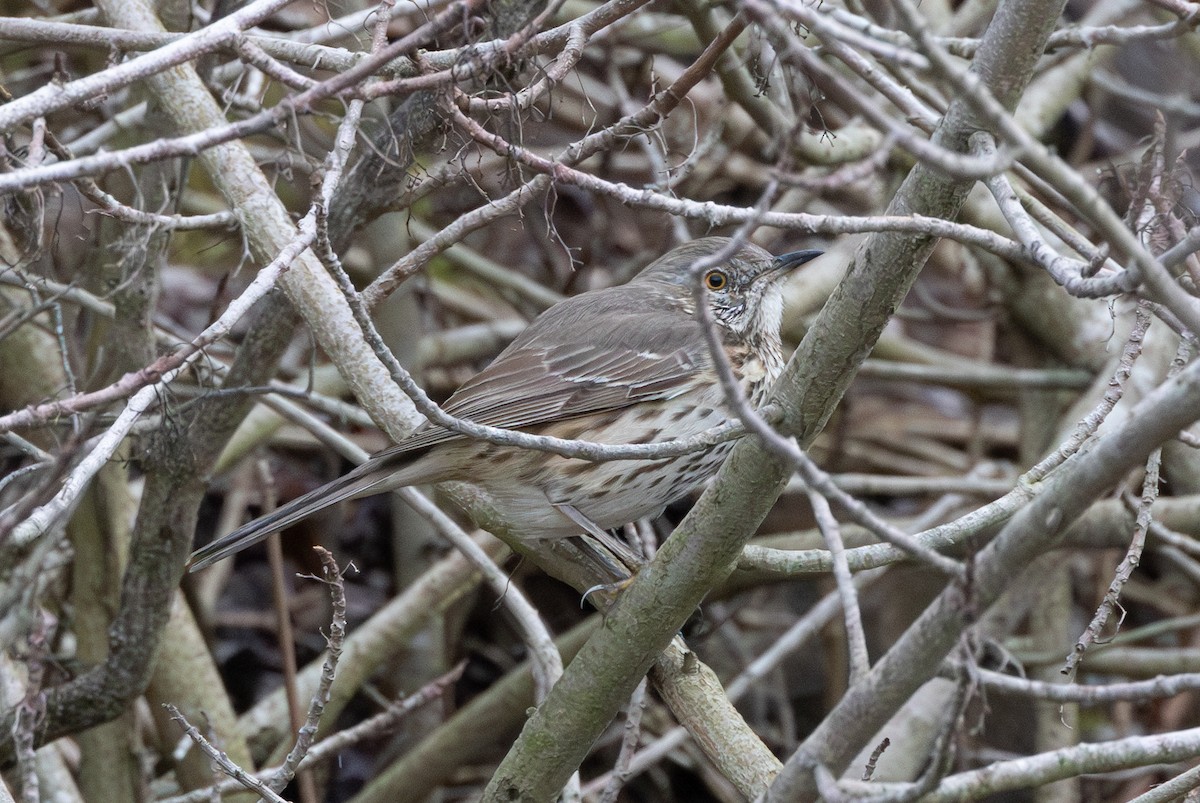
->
[704,270,728,291]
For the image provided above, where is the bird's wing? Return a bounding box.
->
[388,339,707,457]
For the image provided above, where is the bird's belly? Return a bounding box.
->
[521,396,733,535]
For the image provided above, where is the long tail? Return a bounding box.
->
[188,456,414,572]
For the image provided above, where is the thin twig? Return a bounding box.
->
[166,704,288,803]
[597,678,649,803]
[269,546,348,790]
[808,489,870,685]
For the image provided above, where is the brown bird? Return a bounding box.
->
[188,237,821,572]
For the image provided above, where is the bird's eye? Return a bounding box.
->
[704,270,728,291]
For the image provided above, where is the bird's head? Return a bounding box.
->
[635,236,822,342]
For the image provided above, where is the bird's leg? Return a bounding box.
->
[552,502,651,607]
[553,503,645,572]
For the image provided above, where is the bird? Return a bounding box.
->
[187,237,821,572]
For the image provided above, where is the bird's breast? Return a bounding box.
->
[727,339,784,405]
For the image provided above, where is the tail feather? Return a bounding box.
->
[188,459,404,572]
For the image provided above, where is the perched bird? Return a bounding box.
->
[188,237,821,571]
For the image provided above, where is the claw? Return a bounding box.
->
[581,575,636,609]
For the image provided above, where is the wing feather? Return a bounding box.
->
[379,297,707,458]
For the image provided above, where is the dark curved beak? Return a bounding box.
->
[773,249,823,274]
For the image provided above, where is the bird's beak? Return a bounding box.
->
[772,249,823,275]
